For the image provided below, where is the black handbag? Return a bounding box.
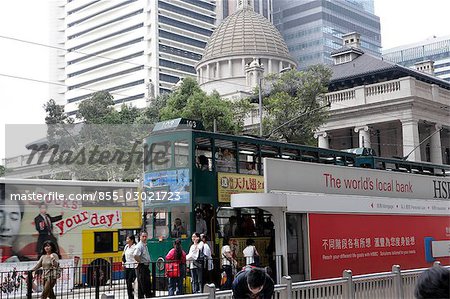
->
[193,247,205,268]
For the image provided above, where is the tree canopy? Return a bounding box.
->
[159,77,251,134]
[260,64,332,144]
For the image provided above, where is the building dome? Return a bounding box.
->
[200,8,292,63]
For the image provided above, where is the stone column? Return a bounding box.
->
[314,131,329,148]
[216,62,220,79]
[401,119,420,161]
[430,124,443,164]
[354,126,371,148]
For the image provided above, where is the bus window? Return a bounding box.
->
[94,232,114,253]
[171,206,190,238]
[174,140,189,168]
[154,208,169,239]
[151,141,172,170]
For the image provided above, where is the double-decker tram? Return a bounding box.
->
[143,118,359,280]
[143,118,450,284]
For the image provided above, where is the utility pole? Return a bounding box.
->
[258,78,263,137]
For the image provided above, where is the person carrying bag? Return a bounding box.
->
[165,239,186,296]
[122,235,137,299]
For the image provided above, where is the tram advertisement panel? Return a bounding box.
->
[143,168,190,207]
[218,173,264,203]
[308,213,450,279]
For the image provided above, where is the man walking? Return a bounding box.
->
[133,231,152,298]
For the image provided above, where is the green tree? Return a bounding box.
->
[76,91,115,123]
[160,77,251,133]
[44,99,73,124]
[261,65,332,144]
[0,165,5,177]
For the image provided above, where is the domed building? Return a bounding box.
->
[196,0,297,99]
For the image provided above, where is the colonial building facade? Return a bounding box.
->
[316,33,450,164]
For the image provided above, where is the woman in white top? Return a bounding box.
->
[200,234,214,284]
[186,232,204,293]
[243,238,260,266]
[220,237,237,290]
[122,235,137,299]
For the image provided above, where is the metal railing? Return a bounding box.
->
[1,260,446,298]
[161,262,448,299]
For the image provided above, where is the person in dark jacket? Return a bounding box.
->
[232,267,274,299]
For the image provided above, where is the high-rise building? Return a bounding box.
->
[216,0,273,23]
[382,35,450,82]
[50,0,274,116]
[50,0,216,116]
[272,0,381,69]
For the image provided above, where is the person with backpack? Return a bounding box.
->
[122,235,137,299]
[186,232,204,293]
[165,238,186,296]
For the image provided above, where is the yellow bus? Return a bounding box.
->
[0,178,142,284]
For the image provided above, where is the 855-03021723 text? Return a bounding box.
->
[9,191,181,202]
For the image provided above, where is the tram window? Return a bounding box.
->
[94,232,113,253]
[238,143,259,174]
[280,148,300,161]
[174,140,189,168]
[301,149,319,162]
[215,140,237,173]
[171,206,190,238]
[260,144,278,175]
[154,208,169,239]
[150,141,172,170]
[195,137,212,171]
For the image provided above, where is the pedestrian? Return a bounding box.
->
[122,235,137,299]
[133,231,152,298]
[201,234,214,284]
[31,240,61,299]
[186,232,204,293]
[165,238,186,295]
[232,267,274,299]
[243,239,259,266]
[221,237,237,290]
[414,265,449,299]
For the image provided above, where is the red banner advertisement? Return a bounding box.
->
[308,213,450,279]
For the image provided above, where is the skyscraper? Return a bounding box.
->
[382,35,450,82]
[51,0,216,116]
[272,0,381,69]
[50,0,274,116]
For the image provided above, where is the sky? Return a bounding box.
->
[1,0,450,162]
